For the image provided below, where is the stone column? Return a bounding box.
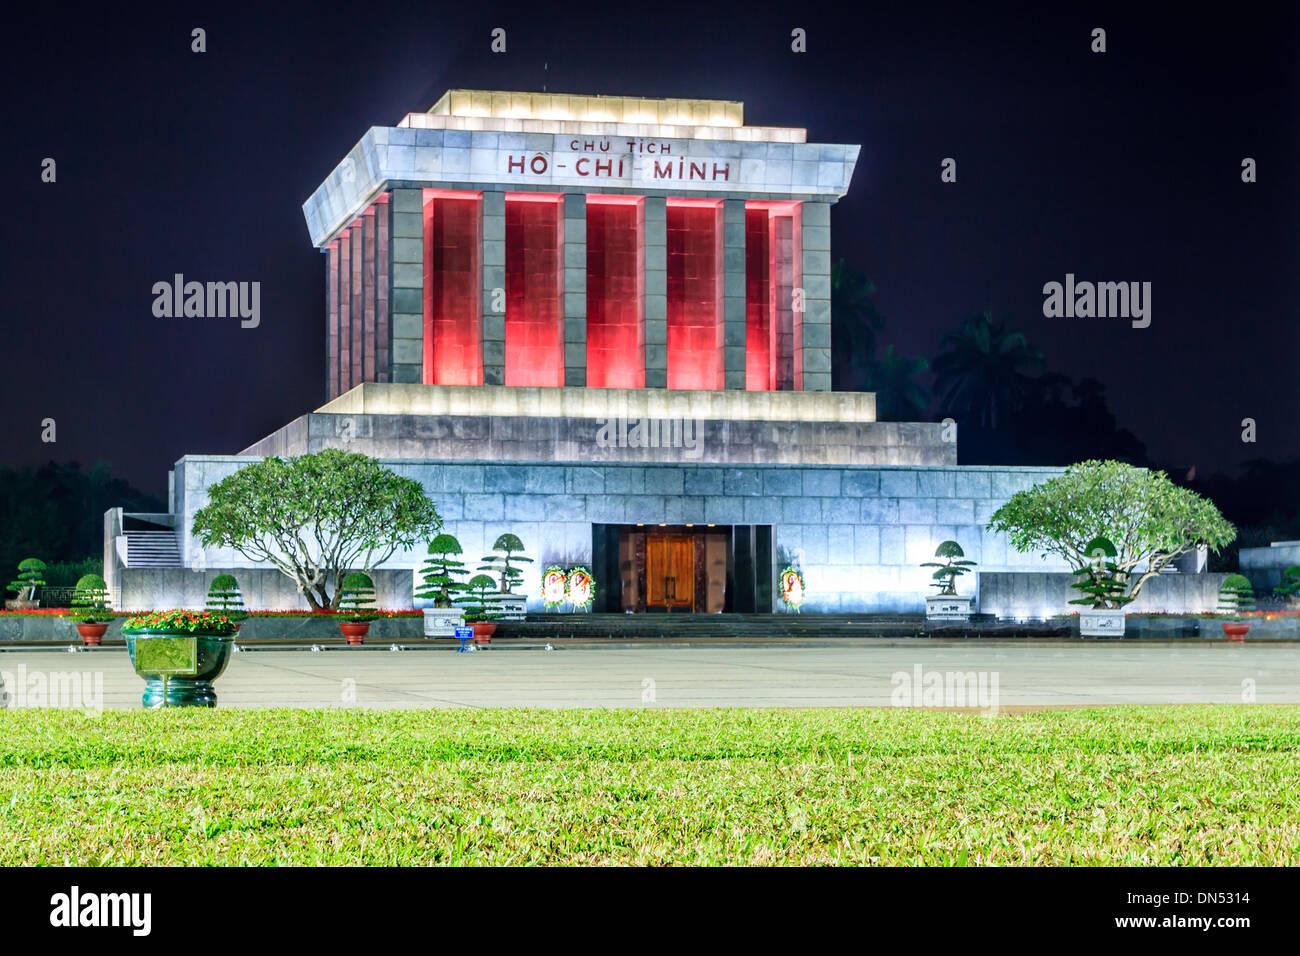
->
[563,193,587,387]
[722,199,747,390]
[481,190,506,386]
[389,188,425,384]
[643,197,667,388]
[799,201,832,392]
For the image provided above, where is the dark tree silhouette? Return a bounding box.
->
[932,312,1044,428]
[830,259,886,391]
[0,461,163,576]
[866,346,930,421]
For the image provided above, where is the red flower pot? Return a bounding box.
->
[472,622,496,644]
[339,621,371,645]
[75,622,109,647]
[1221,622,1250,642]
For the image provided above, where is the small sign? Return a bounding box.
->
[133,636,199,676]
[453,626,473,642]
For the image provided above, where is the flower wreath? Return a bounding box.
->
[566,566,595,609]
[779,566,806,610]
[541,565,568,609]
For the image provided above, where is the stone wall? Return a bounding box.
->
[1240,541,1300,592]
[978,571,1232,619]
[240,412,954,467]
[117,567,415,613]
[167,455,1070,612]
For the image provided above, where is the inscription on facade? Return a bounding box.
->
[507,138,731,182]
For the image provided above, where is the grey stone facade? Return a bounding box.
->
[643,197,667,388]
[800,202,832,392]
[563,193,587,387]
[723,199,747,389]
[1240,541,1300,593]
[310,91,859,398]
[162,455,1069,613]
[241,412,954,467]
[481,189,506,386]
[389,188,424,385]
[116,568,415,614]
[978,571,1232,619]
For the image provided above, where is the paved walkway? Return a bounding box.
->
[1,641,1297,709]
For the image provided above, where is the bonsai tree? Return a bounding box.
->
[458,574,503,623]
[1218,574,1255,617]
[192,449,441,610]
[1273,565,1300,604]
[415,534,469,608]
[205,573,247,620]
[479,533,533,594]
[338,571,378,622]
[7,558,47,604]
[1068,536,1135,611]
[69,573,111,623]
[921,540,977,596]
[988,460,1236,605]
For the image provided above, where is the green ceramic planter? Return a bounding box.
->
[125,629,236,708]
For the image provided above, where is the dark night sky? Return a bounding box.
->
[5,2,1298,499]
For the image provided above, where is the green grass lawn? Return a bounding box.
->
[1,706,1297,865]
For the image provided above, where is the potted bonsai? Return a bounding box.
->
[416,534,468,637]
[5,558,46,611]
[1071,537,1133,637]
[205,573,247,628]
[337,571,377,645]
[922,540,976,621]
[458,573,503,643]
[122,609,238,707]
[479,533,532,621]
[1218,574,1255,642]
[1272,565,1300,607]
[69,573,112,646]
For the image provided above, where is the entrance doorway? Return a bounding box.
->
[646,533,695,610]
[589,524,774,613]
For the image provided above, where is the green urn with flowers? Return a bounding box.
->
[122,609,238,708]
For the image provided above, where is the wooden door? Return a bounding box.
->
[646,534,694,609]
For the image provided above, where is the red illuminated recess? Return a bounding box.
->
[505,193,564,387]
[666,198,723,390]
[586,195,645,388]
[744,200,802,390]
[744,207,770,390]
[423,189,483,385]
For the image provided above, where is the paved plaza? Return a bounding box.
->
[1,641,1297,710]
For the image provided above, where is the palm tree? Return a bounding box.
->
[830,260,886,391]
[865,346,930,421]
[931,313,1044,428]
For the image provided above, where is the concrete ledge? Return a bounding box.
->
[314,382,876,423]
[978,571,1232,619]
[0,615,423,643]
[117,568,415,613]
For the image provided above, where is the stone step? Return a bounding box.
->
[125,531,181,568]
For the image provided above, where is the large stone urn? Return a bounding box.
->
[125,629,236,707]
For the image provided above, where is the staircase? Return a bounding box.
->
[124,531,182,568]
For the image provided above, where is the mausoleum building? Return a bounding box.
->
[106,90,1073,614]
